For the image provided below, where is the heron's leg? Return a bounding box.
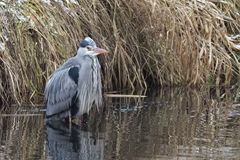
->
[83,113,88,122]
[68,111,72,129]
[80,113,88,125]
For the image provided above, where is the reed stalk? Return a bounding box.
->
[0,0,240,104]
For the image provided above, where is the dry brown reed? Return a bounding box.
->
[0,0,240,104]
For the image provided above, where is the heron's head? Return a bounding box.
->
[77,37,108,56]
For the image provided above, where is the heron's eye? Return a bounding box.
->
[86,46,92,50]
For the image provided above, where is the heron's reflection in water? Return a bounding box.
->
[46,118,105,160]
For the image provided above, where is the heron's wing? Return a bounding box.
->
[54,57,79,72]
[44,65,80,117]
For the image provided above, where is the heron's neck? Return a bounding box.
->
[76,47,84,56]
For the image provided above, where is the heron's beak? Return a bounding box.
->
[94,48,108,56]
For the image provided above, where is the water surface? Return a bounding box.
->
[0,88,240,160]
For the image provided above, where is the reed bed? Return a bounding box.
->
[0,0,240,104]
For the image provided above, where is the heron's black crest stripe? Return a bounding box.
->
[80,40,89,48]
[68,67,79,84]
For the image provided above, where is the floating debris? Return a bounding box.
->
[0,113,42,117]
[106,94,147,98]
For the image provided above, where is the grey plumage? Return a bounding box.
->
[44,37,106,120]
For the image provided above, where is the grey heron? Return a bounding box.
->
[44,37,108,121]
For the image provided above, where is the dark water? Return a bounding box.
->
[1,88,240,160]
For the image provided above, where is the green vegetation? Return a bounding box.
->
[0,0,240,104]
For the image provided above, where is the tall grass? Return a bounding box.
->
[0,0,240,104]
